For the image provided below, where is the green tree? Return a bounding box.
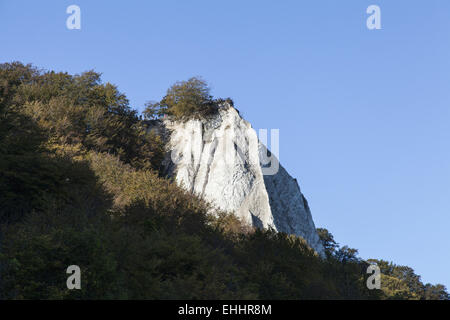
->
[144,77,218,120]
[317,228,339,257]
[142,100,166,120]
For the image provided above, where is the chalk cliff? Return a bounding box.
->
[158,105,325,256]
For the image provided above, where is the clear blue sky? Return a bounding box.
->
[1,0,450,288]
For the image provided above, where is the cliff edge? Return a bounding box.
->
[159,106,325,256]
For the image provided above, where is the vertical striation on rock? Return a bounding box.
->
[158,106,325,256]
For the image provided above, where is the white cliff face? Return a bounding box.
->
[161,106,325,256]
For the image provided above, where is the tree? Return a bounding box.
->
[335,246,359,264]
[424,284,449,300]
[146,77,217,120]
[142,101,166,120]
[317,228,339,257]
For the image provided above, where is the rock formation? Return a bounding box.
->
[157,105,325,256]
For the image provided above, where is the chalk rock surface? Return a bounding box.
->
[160,106,325,256]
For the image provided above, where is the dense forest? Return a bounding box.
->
[0,62,447,300]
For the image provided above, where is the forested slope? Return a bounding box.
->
[0,62,447,300]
